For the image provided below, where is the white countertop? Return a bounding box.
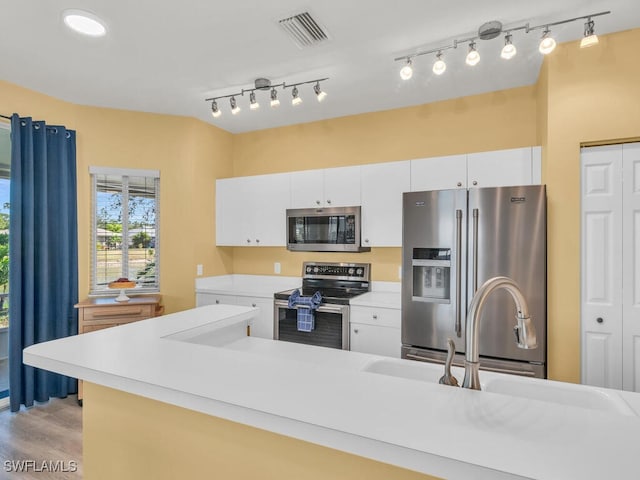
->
[351,281,401,309]
[195,274,300,298]
[24,305,640,480]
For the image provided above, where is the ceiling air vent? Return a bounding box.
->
[278,12,329,48]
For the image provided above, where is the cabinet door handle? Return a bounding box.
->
[246,238,251,244]
[472,180,478,186]
[215,300,220,304]
[256,239,260,244]
[353,329,359,334]
[364,238,369,243]
[372,314,378,320]
[316,200,321,205]
[252,303,256,307]
[327,199,332,204]
[596,317,604,324]
[457,182,462,187]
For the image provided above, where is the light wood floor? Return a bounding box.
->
[0,396,82,479]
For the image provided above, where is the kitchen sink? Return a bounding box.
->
[362,358,637,416]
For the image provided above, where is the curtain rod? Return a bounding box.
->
[0,114,11,120]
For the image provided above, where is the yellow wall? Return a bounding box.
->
[231,85,538,280]
[541,28,640,382]
[83,382,441,480]
[0,80,234,314]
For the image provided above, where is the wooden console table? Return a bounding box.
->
[75,295,163,401]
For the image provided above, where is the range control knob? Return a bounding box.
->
[313,267,319,273]
[356,268,363,275]
[348,268,354,275]
[306,266,312,273]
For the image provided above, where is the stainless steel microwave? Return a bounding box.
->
[286,206,370,252]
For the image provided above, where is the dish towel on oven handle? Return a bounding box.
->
[287,289,322,332]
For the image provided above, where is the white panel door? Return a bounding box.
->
[350,324,401,358]
[322,165,361,207]
[290,169,324,208]
[410,154,467,191]
[215,177,243,246]
[253,173,290,246]
[622,143,640,391]
[581,145,623,389]
[361,161,411,247]
[467,147,533,188]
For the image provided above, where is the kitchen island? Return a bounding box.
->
[24,305,640,480]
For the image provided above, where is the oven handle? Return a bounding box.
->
[274,300,347,314]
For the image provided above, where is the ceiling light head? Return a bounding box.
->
[230,96,240,115]
[63,9,107,37]
[399,59,413,80]
[465,42,480,66]
[501,34,517,60]
[249,91,260,110]
[291,86,303,106]
[314,82,327,102]
[211,100,221,118]
[432,52,446,75]
[539,28,556,55]
[270,88,280,108]
[580,18,599,48]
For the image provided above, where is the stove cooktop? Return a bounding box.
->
[274,287,366,306]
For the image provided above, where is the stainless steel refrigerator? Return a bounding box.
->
[401,185,546,378]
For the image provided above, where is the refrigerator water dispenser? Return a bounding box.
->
[412,248,451,303]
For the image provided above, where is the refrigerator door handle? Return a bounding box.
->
[472,208,479,294]
[455,209,463,337]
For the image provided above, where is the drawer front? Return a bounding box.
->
[196,293,237,307]
[350,306,401,328]
[82,323,118,333]
[81,304,155,322]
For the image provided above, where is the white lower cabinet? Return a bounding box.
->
[236,296,274,340]
[196,293,274,340]
[350,306,401,358]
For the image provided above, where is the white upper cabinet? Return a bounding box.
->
[215,177,243,246]
[411,147,541,192]
[467,147,537,188]
[361,161,410,247]
[290,166,361,208]
[290,169,324,208]
[411,154,467,191]
[216,173,290,246]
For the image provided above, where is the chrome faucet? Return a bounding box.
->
[461,276,537,390]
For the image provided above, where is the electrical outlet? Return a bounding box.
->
[274,262,281,274]
[196,264,203,276]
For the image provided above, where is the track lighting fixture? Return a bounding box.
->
[270,88,280,108]
[539,28,556,55]
[580,18,599,48]
[466,42,480,66]
[211,100,221,118]
[394,10,609,76]
[291,86,302,106]
[314,82,327,102]
[432,52,446,75]
[399,59,413,80]
[249,91,259,110]
[230,96,240,115]
[501,34,517,60]
[205,76,328,118]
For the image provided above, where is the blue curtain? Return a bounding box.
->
[8,115,78,412]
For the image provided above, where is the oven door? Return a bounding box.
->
[274,299,349,350]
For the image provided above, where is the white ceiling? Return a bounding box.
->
[1,1,639,134]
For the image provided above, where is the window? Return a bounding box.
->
[90,167,160,294]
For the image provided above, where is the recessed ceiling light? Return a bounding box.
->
[63,10,107,37]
